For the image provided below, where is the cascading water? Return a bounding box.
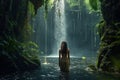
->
[51,0,67,57]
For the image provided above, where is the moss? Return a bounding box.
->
[97,37,120,72]
[110,56,120,72]
[97,20,106,38]
[22,17,33,41]
[28,1,35,17]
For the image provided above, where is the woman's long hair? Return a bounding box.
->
[61,41,68,53]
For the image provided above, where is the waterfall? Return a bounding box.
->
[51,0,67,57]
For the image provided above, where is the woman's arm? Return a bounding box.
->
[59,50,61,66]
[68,50,70,65]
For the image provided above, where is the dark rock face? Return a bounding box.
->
[0,0,28,41]
[97,0,120,73]
[0,0,43,74]
[100,0,120,24]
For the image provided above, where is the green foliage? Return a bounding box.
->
[66,0,100,13]
[47,0,54,9]
[44,0,54,19]
[28,1,35,17]
[22,41,39,56]
[0,37,39,55]
[89,0,98,10]
[21,41,40,64]
[84,0,99,11]
[0,37,22,54]
[84,0,92,12]
[96,20,106,38]
[0,36,40,65]
[22,21,33,41]
[66,0,79,8]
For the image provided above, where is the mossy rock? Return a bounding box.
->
[97,20,106,38]
[97,40,120,72]
[88,65,97,71]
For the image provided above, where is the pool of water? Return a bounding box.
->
[0,57,120,80]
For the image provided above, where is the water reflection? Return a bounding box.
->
[59,72,69,80]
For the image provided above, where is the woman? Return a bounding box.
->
[59,41,70,72]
